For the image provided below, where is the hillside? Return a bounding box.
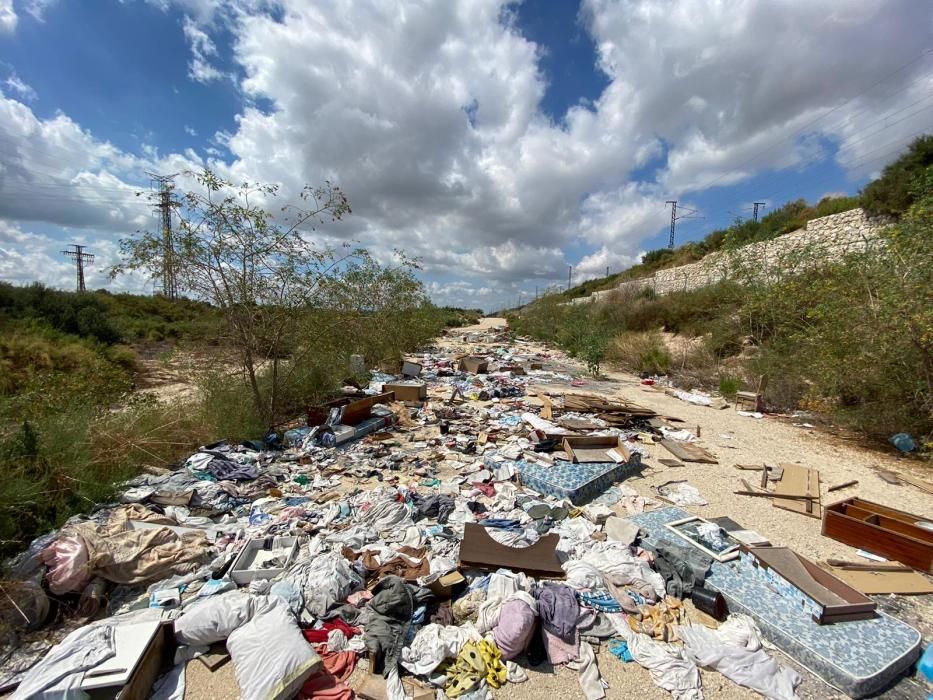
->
[558,135,933,301]
[510,140,933,450]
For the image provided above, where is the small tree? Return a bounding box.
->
[112,169,357,422]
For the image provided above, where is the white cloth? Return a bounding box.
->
[12,625,115,700]
[566,641,606,700]
[607,614,702,700]
[401,623,482,676]
[677,618,801,700]
[576,544,667,598]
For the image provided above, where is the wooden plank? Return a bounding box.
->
[734,490,818,501]
[899,474,933,495]
[659,439,718,464]
[539,394,553,421]
[828,480,858,492]
[773,463,821,519]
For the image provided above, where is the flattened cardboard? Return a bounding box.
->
[660,439,718,464]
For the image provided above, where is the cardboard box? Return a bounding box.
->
[426,570,465,599]
[499,364,525,375]
[231,536,300,585]
[459,356,489,374]
[561,435,632,463]
[383,382,427,402]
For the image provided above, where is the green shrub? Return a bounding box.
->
[718,374,740,398]
[861,135,933,217]
[607,331,672,375]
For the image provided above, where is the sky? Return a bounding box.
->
[0,0,932,311]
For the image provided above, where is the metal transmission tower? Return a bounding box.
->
[61,244,94,292]
[665,200,701,248]
[753,202,766,222]
[147,172,180,299]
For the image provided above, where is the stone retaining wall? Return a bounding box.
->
[571,208,889,304]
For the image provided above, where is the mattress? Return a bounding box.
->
[516,453,642,505]
[627,507,921,698]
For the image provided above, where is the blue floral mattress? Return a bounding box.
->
[628,507,921,698]
[516,454,642,505]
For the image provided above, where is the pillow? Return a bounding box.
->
[174,591,256,645]
[227,597,322,700]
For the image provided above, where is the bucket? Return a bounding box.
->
[691,586,728,621]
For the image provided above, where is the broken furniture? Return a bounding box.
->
[822,498,933,573]
[230,536,300,585]
[516,453,642,505]
[307,391,396,427]
[749,547,876,624]
[560,393,658,427]
[735,374,768,412]
[629,507,921,699]
[561,435,631,463]
[81,618,174,699]
[458,523,563,578]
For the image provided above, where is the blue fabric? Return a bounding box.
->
[579,592,624,613]
[608,640,633,662]
[478,519,522,530]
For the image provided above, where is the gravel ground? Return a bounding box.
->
[183,319,932,699]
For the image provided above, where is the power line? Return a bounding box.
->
[61,244,94,293]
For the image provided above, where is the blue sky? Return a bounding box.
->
[1,0,931,309]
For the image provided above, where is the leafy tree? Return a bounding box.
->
[112,169,357,422]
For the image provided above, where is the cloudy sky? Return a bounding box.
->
[1,0,931,310]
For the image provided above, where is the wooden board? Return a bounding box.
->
[774,463,821,518]
[659,439,718,464]
[825,566,933,595]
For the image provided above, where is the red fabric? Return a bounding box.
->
[302,618,360,644]
[471,482,496,497]
[299,650,357,700]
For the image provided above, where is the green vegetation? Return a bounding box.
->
[560,135,931,301]
[511,164,933,449]
[0,171,481,556]
[861,135,933,217]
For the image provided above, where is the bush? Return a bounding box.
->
[861,135,933,217]
[607,332,672,375]
[718,374,740,398]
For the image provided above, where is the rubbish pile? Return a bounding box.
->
[0,327,926,700]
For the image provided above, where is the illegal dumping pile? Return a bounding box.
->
[0,332,925,699]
